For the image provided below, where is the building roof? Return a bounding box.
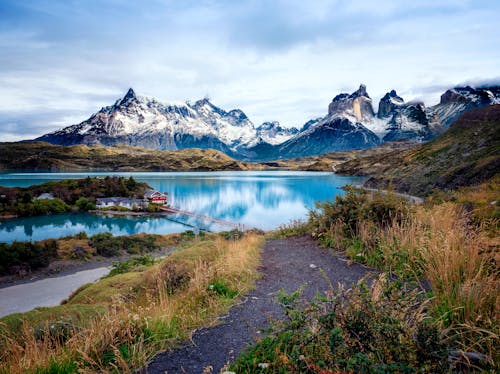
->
[36,193,54,199]
[144,190,167,198]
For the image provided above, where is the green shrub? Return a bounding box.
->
[75,197,96,211]
[107,255,156,277]
[219,229,244,240]
[232,276,450,373]
[0,240,58,275]
[207,279,238,298]
[88,233,160,257]
[309,187,408,242]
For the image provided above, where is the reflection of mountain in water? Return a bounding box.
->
[0,172,363,242]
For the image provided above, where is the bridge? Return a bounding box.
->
[159,206,251,231]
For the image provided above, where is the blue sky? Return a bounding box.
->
[1,0,499,141]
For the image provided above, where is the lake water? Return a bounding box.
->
[0,171,364,243]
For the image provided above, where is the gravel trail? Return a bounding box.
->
[142,236,371,373]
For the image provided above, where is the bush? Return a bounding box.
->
[157,261,190,295]
[88,233,160,257]
[232,276,450,373]
[219,229,244,240]
[309,187,408,241]
[107,255,156,277]
[75,197,96,211]
[0,240,58,275]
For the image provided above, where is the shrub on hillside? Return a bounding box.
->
[0,239,58,275]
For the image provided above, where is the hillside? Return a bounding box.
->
[261,140,417,171]
[337,105,500,195]
[0,142,251,172]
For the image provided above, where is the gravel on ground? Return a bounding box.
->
[142,236,372,374]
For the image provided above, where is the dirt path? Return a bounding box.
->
[142,236,372,374]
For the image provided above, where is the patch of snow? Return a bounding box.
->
[362,117,390,139]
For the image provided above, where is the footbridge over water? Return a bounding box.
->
[160,206,252,232]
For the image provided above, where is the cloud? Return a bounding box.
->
[0,0,499,139]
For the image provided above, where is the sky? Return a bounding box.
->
[0,0,499,141]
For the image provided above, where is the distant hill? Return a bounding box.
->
[336,105,500,195]
[0,142,252,172]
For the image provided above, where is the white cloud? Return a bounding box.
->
[0,0,499,138]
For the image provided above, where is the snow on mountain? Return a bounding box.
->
[35,84,500,161]
[276,85,381,158]
[256,121,299,145]
[427,86,500,129]
[37,88,261,153]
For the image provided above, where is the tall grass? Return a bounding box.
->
[307,186,499,366]
[0,234,263,373]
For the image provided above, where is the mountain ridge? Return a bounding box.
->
[35,84,500,160]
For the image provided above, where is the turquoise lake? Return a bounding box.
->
[0,171,364,243]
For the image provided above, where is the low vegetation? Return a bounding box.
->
[0,142,251,172]
[0,176,148,218]
[0,232,263,373]
[257,183,499,372]
[0,232,177,277]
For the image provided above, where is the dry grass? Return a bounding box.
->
[348,202,499,363]
[308,184,499,366]
[0,234,263,373]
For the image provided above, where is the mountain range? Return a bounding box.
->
[36,84,500,160]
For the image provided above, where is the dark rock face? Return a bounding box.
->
[377,90,404,119]
[431,86,500,129]
[278,118,380,159]
[383,102,434,142]
[300,118,322,132]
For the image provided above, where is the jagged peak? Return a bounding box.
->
[117,87,140,106]
[228,109,248,120]
[350,83,369,98]
[258,121,281,130]
[382,89,404,102]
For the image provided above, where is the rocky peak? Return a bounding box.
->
[350,83,369,98]
[328,84,375,122]
[119,88,139,106]
[228,109,248,121]
[440,88,469,105]
[258,121,281,131]
[378,90,405,118]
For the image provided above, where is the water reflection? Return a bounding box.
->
[0,172,364,243]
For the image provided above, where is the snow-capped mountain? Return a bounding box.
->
[36,84,500,161]
[276,85,381,158]
[427,86,500,129]
[256,121,299,145]
[272,84,500,159]
[37,88,262,155]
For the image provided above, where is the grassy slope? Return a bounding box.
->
[0,142,253,172]
[261,140,417,171]
[337,105,500,196]
[0,233,263,373]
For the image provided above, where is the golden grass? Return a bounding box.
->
[353,201,499,362]
[0,234,263,373]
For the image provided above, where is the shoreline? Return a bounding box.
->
[0,246,176,290]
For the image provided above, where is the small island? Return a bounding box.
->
[0,176,168,219]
